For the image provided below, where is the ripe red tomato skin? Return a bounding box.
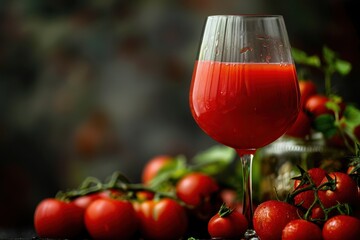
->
[310,206,325,221]
[253,200,300,240]
[299,80,317,108]
[305,94,346,118]
[282,219,322,240]
[305,95,331,117]
[135,198,188,240]
[176,172,219,207]
[97,189,123,198]
[293,168,326,209]
[318,172,358,208]
[322,215,360,240]
[142,155,172,184]
[220,189,243,213]
[176,172,221,220]
[208,209,248,239]
[285,110,312,138]
[34,198,85,239]
[73,193,102,209]
[84,198,138,240]
[354,125,360,141]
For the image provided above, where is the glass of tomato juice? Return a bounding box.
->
[189,15,300,239]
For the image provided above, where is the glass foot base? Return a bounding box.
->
[244,229,259,240]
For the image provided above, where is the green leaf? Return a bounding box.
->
[291,48,321,67]
[344,105,360,128]
[313,114,337,138]
[218,203,233,217]
[325,101,340,114]
[323,45,352,76]
[148,155,189,190]
[323,46,336,65]
[335,59,352,76]
[191,145,236,175]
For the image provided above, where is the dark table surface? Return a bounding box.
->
[0,228,37,240]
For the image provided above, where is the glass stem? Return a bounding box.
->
[237,151,255,228]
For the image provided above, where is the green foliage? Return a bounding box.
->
[291,48,321,67]
[292,46,352,96]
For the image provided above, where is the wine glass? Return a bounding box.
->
[189,15,300,238]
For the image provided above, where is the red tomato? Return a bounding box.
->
[73,193,102,209]
[141,155,172,184]
[286,110,312,138]
[347,165,357,175]
[305,95,332,117]
[176,172,220,219]
[293,168,326,209]
[97,189,123,199]
[135,198,188,240]
[84,198,138,240]
[310,205,325,220]
[220,189,242,213]
[176,172,219,207]
[34,198,85,239]
[305,94,346,118]
[208,204,248,239]
[136,190,155,201]
[354,125,360,142]
[322,215,360,240]
[345,164,360,207]
[318,172,358,208]
[282,219,322,240]
[253,200,300,240]
[299,80,317,108]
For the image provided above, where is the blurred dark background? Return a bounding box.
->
[0,0,359,233]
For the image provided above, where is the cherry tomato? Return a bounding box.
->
[282,219,322,240]
[220,189,242,213]
[285,110,312,138]
[299,80,317,108]
[135,198,188,240]
[34,198,85,239]
[305,94,332,117]
[293,168,326,209]
[347,165,357,175]
[305,94,346,118]
[136,190,155,201]
[176,172,220,219]
[141,155,172,185]
[310,205,325,221]
[253,200,299,240]
[322,215,360,240]
[318,172,358,208]
[73,193,102,209]
[346,160,360,214]
[354,125,360,142]
[207,204,248,239]
[84,198,138,240]
[97,189,124,199]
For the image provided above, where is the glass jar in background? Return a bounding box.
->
[253,133,350,202]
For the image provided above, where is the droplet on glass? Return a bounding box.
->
[240,47,253,54]
[265,55,271,63]
[256,34,269,41]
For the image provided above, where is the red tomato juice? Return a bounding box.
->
[190,61,300,150]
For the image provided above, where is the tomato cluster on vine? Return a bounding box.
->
[34,148,360,240]
[252,153,360,240]
[33,155,227,240]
